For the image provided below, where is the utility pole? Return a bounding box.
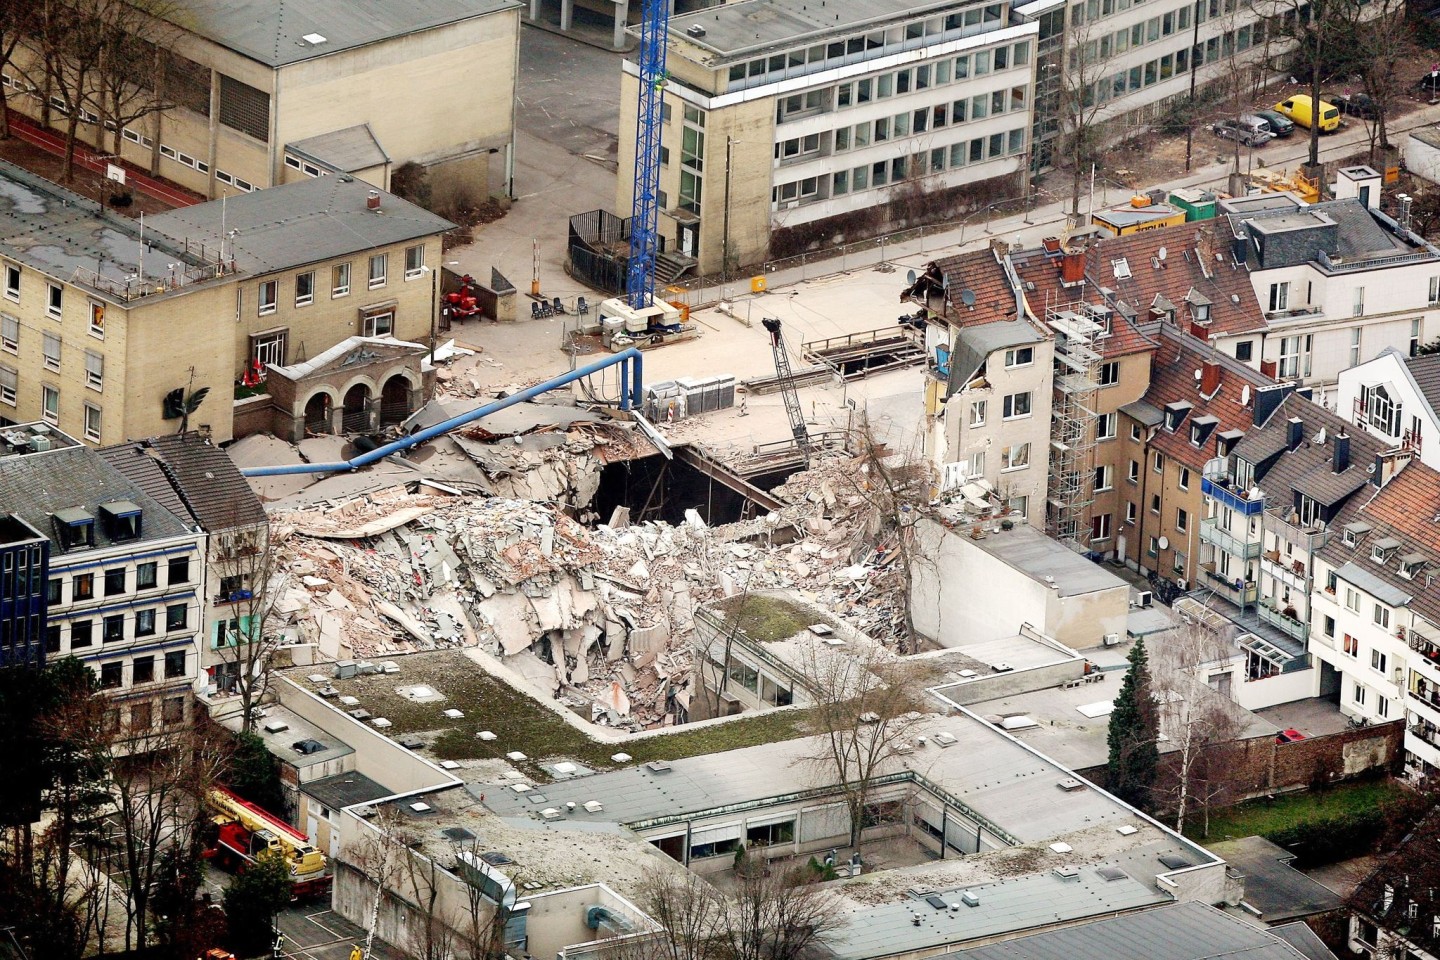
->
[1183,0,1202,171]
[723,136,734,282]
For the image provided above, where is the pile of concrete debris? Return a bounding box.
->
[269,455,912,728]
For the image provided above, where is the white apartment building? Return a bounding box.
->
[1307,461,1440,779]
[1219,181,1440,405]
[616,0,1038,275]
[1336,348,1438,470]
[0,424,205,736]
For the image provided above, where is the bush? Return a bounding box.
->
[391,161,432,209]
[1266,808,1386,867]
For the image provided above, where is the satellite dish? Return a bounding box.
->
[960,289,977,307]
[1157,536,1170,550]
[1240,385,1251,406]
[1194,368,1203,381]
[1315,426,1327,444]
[906,269,917,285]
[1158,246,1167,260]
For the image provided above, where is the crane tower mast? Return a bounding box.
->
[625,0,671,310]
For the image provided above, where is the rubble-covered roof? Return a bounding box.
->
[920,249,1021,327]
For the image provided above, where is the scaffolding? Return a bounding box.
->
[1046,301,1107,549]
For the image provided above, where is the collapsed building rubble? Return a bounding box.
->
[269,454,916,730]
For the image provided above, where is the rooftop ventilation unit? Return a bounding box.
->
[409,801,432,813]
[933,732,957,747]
[1057,777,1086,792]
[540,808,562,821]
[960,890,981,907]
[646,760,672,774]
[262,719,290,734]
[1053,865,1080,880]
[686,24,706,37]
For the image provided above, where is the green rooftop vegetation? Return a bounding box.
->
[712,594,834,644]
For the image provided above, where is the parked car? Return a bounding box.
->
[1328,91,1378,119]
[1417,71,1440,100]
[1211,116,1275,147]
[1273,94,1341,132]
[1252,108,1295,138]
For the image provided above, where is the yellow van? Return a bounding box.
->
[1273,94,1341,133]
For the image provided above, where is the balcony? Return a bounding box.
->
[1260,551,1310,591]
[1257,601,1310,642]
[1412,720,1440,751]
[1410,630,1440,682]
[1200,517,1262,559]
[1266,511,1330,553]
[1201,475,1265,517]
[1201,566,1259,606]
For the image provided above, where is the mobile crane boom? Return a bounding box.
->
[761,317,810,464]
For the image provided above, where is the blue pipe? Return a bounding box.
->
[242,348,644,478]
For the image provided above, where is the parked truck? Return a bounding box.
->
[203,787,332,901]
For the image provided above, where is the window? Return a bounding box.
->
[102,615,124,643]
[70,422,107,480]
[1002,391,1031,418]
[136,562,157,589]
[405,244,425,280]
[251,330,287,368]
[294,271,314,307]
[1235,340,1253,362]
[42,332,60,371]
[1091,513,1112,541]
[1177,507,1189,533]
[1353,683,1366,707]
[99,662,122,689]
[71,620,93,648]
[1127,459,1139,483]
[1008,495,1028,518]
[1179,467,1191,490]
[1151,493,1161,514]
[1343,633,1359,656]
[1148,536,1159,557]
[0,364,14,406]
[1350,327,1362,367]
[166,603,188,632]
[162,696,184,723]
[368,254,387,289]
[1323,615,1335,638]
[104,568,126,596]
[89,301,104,338]
[1130,423,1142,442]
[1353,286,1365,317]
[1345,587,1361,613]
[73,572,94,601]
[363,309,395,338]
[1377,696,1390,718]
[969,400,986,426]
[130,701,152,732]
[135,609,156,637]
[41,384,58,423]
[257,279,277,316]
[1373,604,1390,628]
[1003,443,1031,470]
[168,555,190,585]
[1371,648,1388,673]
[0,313,15,353]
[1095,464,1113,491]
[2,262,17,301]
[332,262,351,297]
[1268,282,1288,312]
[1005,346,1034,367]
[46,283,62,319]
[1153,451,1164,473]
[1412,318,1423,358]
[1098,361,1119,385]
[46,578,61,604]
[1098,413,1117,440]
[965,451,986,478]
[45,626,60,654]
[84,351,103,390]
[1125,501,1137,524]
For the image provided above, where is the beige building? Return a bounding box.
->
[0,161,451,444]
[2,0,522,200]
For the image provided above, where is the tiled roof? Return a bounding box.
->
[1142,327,1272,469]
[1238,394,1390,510]
[1010,247,1156,358]
[1352,812,1440,959]
[1085,221,1268,337]
[101,434,267,533]
[0,445,192,554]
[924,249,1021,327]
[1319,461,1440,623]
[1406,352,1440,413]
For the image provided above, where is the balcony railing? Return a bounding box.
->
[1202,567,1259,606]
[1266,511,1330,552]
[1201,475,1266,516]
[1258,602,1310,642]
[1260,553,1310,591]
[1412,722,1440,750]
[1200,517,1262,559]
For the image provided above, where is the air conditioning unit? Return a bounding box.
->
[1102,633,1122,647]
[1131,589,1153,608]
[1175,578,1189,591]
[782,200,799,210]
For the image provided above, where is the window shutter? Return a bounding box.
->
[0,314,17,342]
[85,350,104,377]
[0,365,16,390]
[42,332,61,361]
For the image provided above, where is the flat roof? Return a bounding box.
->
[302,771,395,811]
[1208,836,1343,922]
[220,706,355,769]
[965,523,1129,598]
[163,0,522,69]
[669,0,976,60]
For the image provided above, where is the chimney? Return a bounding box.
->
[367,190,381,210]
[1200,360,1221,396]
[1333,431,1351,473]
[1287,417,1304,451]
[1060,250,1085,285]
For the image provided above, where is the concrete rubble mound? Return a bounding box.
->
[270,454,912,729]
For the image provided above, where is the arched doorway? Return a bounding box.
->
[342,383,371,433]
[379,374,412,427]
[304,392,332,435]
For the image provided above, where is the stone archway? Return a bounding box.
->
[379,373,413,427]
[304,392,333,435]
[342,383,372,433]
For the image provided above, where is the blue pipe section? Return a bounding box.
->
[242,348,644,478]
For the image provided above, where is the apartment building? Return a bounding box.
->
[0,423,205,736]
[1309,462,1440,779]
[1335,349,1437,470]
[0,511,47,669]
[1220,181,1440,404]
[2,0,522,200]
[905,248,1051,527]
[618,0,1038,274]
[1347,817,1440,960]
[99,433,269,698]
[0,161,451,443]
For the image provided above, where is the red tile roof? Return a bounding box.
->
[1010,247,1156,359]
[1142,327,1274,470]
[921,248,1020,328]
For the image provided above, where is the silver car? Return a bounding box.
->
[1211,115,1275,147]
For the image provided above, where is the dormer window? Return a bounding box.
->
[1189,415,1219,447]
[1193,303,1210,323]
[1399,553,1426,580]
[1165,401,1192,431]
[1372,537,1400,564]
[1342,522,1371,547]
[98,500,142,542]
[52,507,95,551]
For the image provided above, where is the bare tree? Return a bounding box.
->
[632,870,726,960]
[716,864,839,960]
[0,0,41,140]
[1338,0,1410,163]
[795,638,932,850]
[211,523,285,734]
[85,2,183,162]
[1056,17,1109,217]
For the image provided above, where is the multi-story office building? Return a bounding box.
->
[1309,461,1440,778]
[0,161,450,443]
[3,0,522,200]
[618,0,1038,275]
[0,423,205,736]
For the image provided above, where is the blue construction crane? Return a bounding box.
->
[624,0,670,311]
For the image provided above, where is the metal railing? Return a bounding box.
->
[1200,517,1262,559]
[1201,476,1266,517]
[1257,602,1310,642]
[1266,511,1330,553]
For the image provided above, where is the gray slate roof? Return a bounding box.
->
[930,900,1313,960]
[163,0,522,68]
[287,124,391,174]
[950,318,1045,393]
[100,433,267,533]
[302,771,395,811]
[1237,395,1386,510]
[144,175,454,275]
[1407,352,1440,413]
[0,445,193,554]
